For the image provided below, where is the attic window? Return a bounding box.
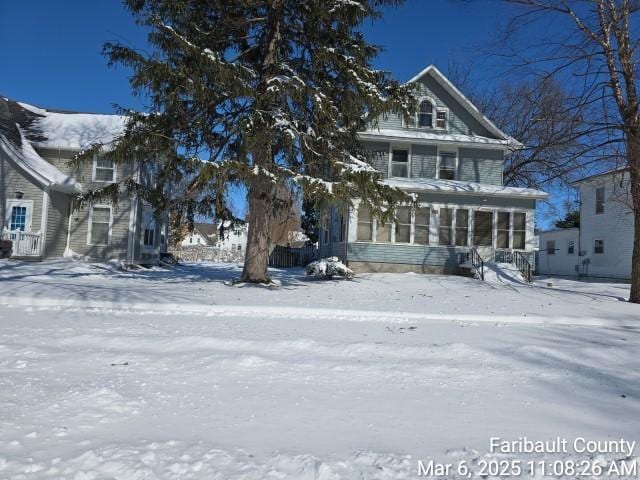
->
[436,110,447,129]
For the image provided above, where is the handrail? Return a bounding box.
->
[469,247,484,281]
[513,250,532,283]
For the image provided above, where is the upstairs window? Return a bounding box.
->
[94,157,116,182]
[436,110,447,129]
[418,100,433,127]
[595,187,605,214]
[439,152,456,180]
[391,149,409,177]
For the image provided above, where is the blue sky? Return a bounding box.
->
[0,0,562,226]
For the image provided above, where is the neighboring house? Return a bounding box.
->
[217,222,247,253]
[180,221,248,253]
[181,223,217,247]
[538,168,633,279]
[536,227,580,277]
[0,97,168,263]
[319,65,548,275]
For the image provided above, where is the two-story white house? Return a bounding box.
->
[319,65,548,277]
[0,97,168,263]
[538,168,633,279]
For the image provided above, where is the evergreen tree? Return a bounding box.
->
[78,0,412,283]
[554,210,580,229]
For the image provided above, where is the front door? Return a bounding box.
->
[5,199,33,232]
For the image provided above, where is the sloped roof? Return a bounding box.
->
[406,65,521,147]
[17,101,127,150]
[571,167,627,185]
[384,178,548,199]
[0,97,81,193]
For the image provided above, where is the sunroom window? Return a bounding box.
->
[357,206,373,241]
[473,211,493,247]
[394,207,411,243]
[497,212,511,248]
[414,207,430,245]
[455,209,469,246]
[438,208,453,245]
[512,212,526,249]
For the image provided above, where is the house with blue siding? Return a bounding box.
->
[319,65,548,275]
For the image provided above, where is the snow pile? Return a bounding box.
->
[384,177,548,199]
[481,261,528,284]
[305,256,354,279]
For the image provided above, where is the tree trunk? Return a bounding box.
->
[241,154,274,283]
[628,134,640,303]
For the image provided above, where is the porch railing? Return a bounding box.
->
[1,229,42,257]
[512,250,533,283]
[467,247,484,281]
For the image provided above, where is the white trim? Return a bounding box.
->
[5,199,34,232]
[405,65,519,145]
[358,131,512,150]
[92,155,117,183]
[87,204,113,246]
[40,189,50,256]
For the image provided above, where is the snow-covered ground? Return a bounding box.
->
[0,259,639,479]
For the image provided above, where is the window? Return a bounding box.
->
[594,239,604,254]
[418,100,433,127]
[394,207,411,243]
[436,110,447,129]
[455,209,469,246]
[595,187,605,214]
[237,244,242,251]
[497,212,511,249]
[89,206,111,245]
[439,208,453,245]
[9,206,27,231]
[142,208,156,248]
[512,212,526,249]
[546,240,556,255]
[439,152,456,180]
[94,157,116,182]
[189,236,193,244]
[473,211,493,246]
[567,240,575,254]
[376,218,392,242]
[391,149,409,177]
[357,206,373,241]
[414,207,430,245]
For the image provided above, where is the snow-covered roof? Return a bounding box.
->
[0,132,81,194]
[0,97,82,193]
[384,178,548,200]
[359,128,515,149]
[571,167,627,185]
[405,65,520,147]
[17,101,127,151]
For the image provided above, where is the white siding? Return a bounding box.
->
[578,173,634,279]
[537,228,580,276]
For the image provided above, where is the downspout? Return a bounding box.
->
[344,201,349,264]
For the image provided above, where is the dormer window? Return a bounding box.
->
[418,100,433,128]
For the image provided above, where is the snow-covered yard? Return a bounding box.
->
[0,259,639,479]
